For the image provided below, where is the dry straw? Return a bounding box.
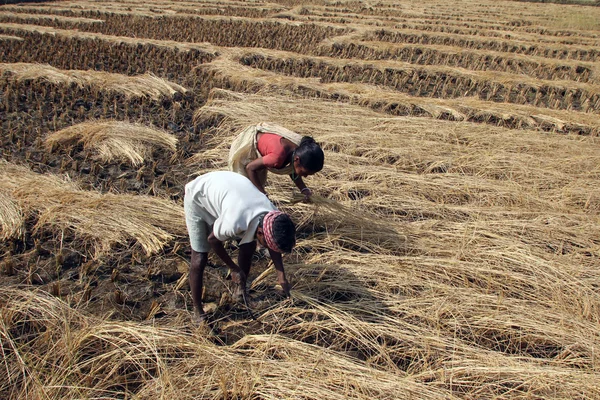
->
[0,287,450,400]
[3,1,600,398]
[45,120,179,166]
[0,191,24,240]
[0,22,220,54]
[0,34,23,41]
[0,161,185,256]
[0,62,188,100]
[193,50,600,135]
[0,12,104,25]
[317,37,600,84]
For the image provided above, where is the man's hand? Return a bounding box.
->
[230,269,247,285]
[269,249,290,298]
[301,187,313,202]
[278,278,291,298]
[231,269,247,303]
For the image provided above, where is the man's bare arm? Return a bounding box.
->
[268,248,291,297]
[208,232,246,282]
[245,158,267,194]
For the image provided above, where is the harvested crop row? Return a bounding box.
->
[366,29,600,62]
[309,4,536,33]
[0,161,186,256]
[391,19,599,44]
[520,25,600,39]
[0,25,216,80]
[319,40,596,84]
[240,53,600,113]
[194,88,600,213]
[299,8,600,47]
[0,288,456,399]
[0,75,198,131]
[99,1,282,18]
[0,63,188,100]
[0,11,104,29]
[365,97,600,136]
[194,52,600,135]
[2,273,600,399]
[0,2,281,18]
[385,21,600,47]
[387,15,600,40]
[72,14,347,54]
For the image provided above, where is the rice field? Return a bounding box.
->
[1,0,599,398]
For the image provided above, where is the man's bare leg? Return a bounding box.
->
[231,241,257,302]
[238,241,257,278]
[189,249,208,323]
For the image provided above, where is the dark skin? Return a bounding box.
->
[246,135,316,201]
[189,226,290,322]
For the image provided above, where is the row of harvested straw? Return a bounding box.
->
[0,160,186,256]
[195,51,600,135]
[0,11,104,26]
[73,13,347,53]
[0,0,281,19]
[0,24,217,77]
[365,30,600,62]
[318,40,597,84]
[0,63,188,100]
[240,53,600,113]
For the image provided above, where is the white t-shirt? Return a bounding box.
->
[184,171,276,244]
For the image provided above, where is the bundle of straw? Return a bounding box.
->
[0,160,185,256]
[46,120,178,166]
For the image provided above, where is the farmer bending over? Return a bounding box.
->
[184,171,296,322]
[229,122,324,201]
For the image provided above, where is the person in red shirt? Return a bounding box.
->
[234,125,324,200]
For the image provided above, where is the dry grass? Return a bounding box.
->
[0,12,104,25]
[0,161,185,256]
[0,192,24,241]
[45,121,179,166]
[2,0,600,398]
[0,34,23,41]
[542,4,600,30]
[0,287,453,399]
[0,62,188,100]
[236,49,600,112]
[318,38,600,84]
[0,23,220,54]
[194,51,600,135]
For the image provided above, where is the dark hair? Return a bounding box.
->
[295,136,324,172]
[270,214,296,253]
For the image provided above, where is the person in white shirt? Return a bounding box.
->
[184,171,296,323]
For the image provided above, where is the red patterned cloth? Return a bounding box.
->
[263,210,284,253]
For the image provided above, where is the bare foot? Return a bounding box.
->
[232,282,246,303]
[193,308,207,326]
